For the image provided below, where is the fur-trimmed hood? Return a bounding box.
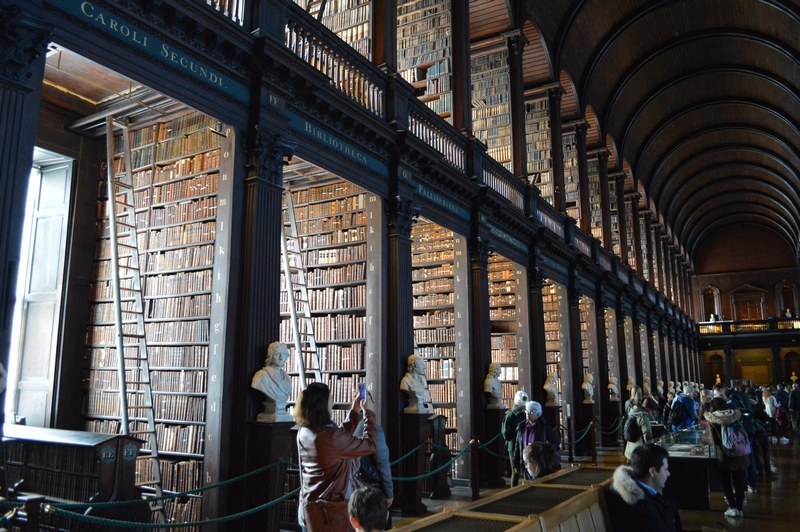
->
[611,465,645,505]
[704,408,741,426]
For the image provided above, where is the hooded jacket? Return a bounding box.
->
[605,465,682,532]
[704,408,750,471]
[670,393,696,430]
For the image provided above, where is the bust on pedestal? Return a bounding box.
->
[668,380,676,395]
[400,354,434,414]
[581,373,595,404]
[626,376,635,392]
[484,362,505,409]
[251,342,292,423]
[608,374,620,402]
[642,374,651,398]
[543,370,560,407]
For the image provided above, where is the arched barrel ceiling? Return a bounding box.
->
[508,0,800,264]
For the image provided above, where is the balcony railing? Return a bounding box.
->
[699,318,800,335]
[205,0,245,25]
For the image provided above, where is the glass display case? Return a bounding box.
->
[654,428,715,459]
[655,428,718,510]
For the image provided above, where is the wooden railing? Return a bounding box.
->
[408,98,467,172]
[536,200,565,238]
[284,3,386,118]
[574,230,592,257]
[699,318,800,335]
[482,157,525,210]
[204,0,245,24]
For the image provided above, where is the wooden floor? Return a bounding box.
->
[392,436,800,531]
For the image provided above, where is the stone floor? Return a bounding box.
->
[391,438,800,531]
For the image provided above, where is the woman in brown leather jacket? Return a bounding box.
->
[295,382,377,531]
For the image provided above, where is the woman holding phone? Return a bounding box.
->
[295,382,377,531]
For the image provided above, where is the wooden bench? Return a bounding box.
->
[393,465,615,531]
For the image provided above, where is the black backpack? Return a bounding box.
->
[623,416,642,442]
[667,399,687,428]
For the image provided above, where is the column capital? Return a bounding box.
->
[0,4,52,90]
[246,127,294,186]
[389,196,420,238]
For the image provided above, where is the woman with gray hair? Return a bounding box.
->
[511,400,560,481]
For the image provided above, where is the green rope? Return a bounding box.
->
[601,417,624,435]
[392,443,471,482]
[477,431,503,449]
[46,487,300,529]
[52,459,297,510]
[573,422,595,444]
[390,440,428,466]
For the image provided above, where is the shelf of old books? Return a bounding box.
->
[279,177,369,426]
[398,0,453,120]
[542,279,569,440]
[608,179,621,257]
[525,97,553,202]
[639,214,650,282]
[83,111,232,526]
[488,253,521,408]
[587,156,603,243]
[579,297,599,387]
[411,219,465,452]
[294,0,372,58]
[472,45,512,171]
[624,195,637,271]
[605,308,620,390]
[563,131,579,221]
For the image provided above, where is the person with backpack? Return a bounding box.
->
[502,390,529,486]
[624,391,652,461]
[668,385,696,431]
[704,396,750,518]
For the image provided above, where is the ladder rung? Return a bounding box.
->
[121,333,146,338]
[130,430,155,436]
[117,242,138,249]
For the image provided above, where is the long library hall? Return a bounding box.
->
[1,0,799,530]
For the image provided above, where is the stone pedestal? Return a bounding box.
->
[602,400,622,447]
[575,403,594,456]
[246,421,294,530]
[480,408,507,488]
[399,413,432,516]
[427,414,451,499]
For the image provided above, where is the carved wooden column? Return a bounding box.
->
[548,88,565,212]
[630,193,642,277]
[575,123,590,233]
[595,293,617,445]
[528,256,548,405]
[0,6,50,371]
[643,212,654,284]
[631,309,644,390]
[370,0,396,71]
[597,152,612,251]
[450,0,471,132]
[614,174,628,265]
[470,236,491,435]
[507,31,526,179]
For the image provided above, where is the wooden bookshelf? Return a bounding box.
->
[410,219,471,466]
[624,196,637,271]
[397,0,453,121]
[562,131,579,221]
[472,45,512,171]
[639,215,650,282]
[488,253,521,408]
[608,180,621,256]
[525,98,553,202]
[296,0,372,58]
[82,111,232,527]
[542,280,562,406]
[587,157,602,243]
[280,178,369,422]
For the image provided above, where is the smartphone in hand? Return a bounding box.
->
[358,383,367,401]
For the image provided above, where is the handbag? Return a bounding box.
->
[303,498,351,532]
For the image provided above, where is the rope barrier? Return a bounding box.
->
[600,417,624,435]
[51,459,297,510]
[389,440,428,466]
[392,443,471,482]
[46,487,300,529]
[573,422,594,444]
[477,431,502,449]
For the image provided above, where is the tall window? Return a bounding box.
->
[702,286,720,321]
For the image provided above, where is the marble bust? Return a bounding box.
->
[484,362,504,409]
[667,380,676,395]
[251,341,293,423]
[543,370,560,406]
[656,380,664,398]
[626,375,635,391]
[582,373,595,404]
[400,354,434,414]
[642,374,651,398]
[608,373,620,402]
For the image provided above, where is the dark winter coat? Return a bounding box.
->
[605,465,682,532]
[511,417,560,473]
